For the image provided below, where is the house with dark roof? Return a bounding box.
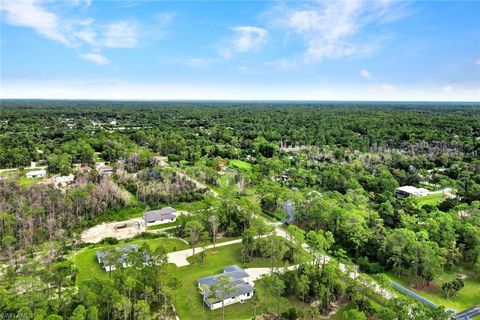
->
[197,265,253,310]
[96,244,150,271]
[144,207,177,226]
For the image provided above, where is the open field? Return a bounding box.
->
[147,220,181,230]
[167,242,307,320]
[229,159,252,170]
[387,267,480,311]
[415,193,444,207]
[73,237,189,282]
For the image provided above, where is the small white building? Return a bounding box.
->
[97,165,113,173]
[26,169,46,179]
[144,207,177,226]
[395,186,430,197]
[54,174,75,186]
[198,265,254,310]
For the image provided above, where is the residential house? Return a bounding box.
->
[97,165,113,173]
[395,186,429,197]
[197,265,254,310]
[26,169,46,178]
[96,244,150,271]
[54,174,75,186]
[144,207,177,226]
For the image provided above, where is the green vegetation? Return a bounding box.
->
[416,193,445,207]
[167,243,297,320]
[229,159,252,170]
[1,101,479,319]
[387,268,480,311]
[146,220,181,230]
[74,237,189,282]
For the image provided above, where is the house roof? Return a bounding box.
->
[96,244,149,267]
[144,207,176,222]
[26,169,46,176]
[396,186,429,194]
[198,265,253,303]
[203,280,253,303]
[197,265,249,287]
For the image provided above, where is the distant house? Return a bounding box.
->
[96,244,150,271]
[97,165,113,173]
[79,165,92,172]
[198,265,253,310]
[144,207,177,226]
[55,174,75,186]
[26,169,46,179]
[395,186,429,197]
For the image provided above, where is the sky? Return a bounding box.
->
[0,0,479,101]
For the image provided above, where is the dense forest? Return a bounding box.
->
[0,100,479,319]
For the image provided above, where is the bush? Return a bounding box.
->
[357,256,384,274]
[100,237,119,245]
[281,307,302,320]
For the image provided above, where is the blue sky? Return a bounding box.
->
[1,0,479,101]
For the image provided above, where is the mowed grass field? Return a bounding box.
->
[228,159,252,171]
[73,237,189,282]
[167,242,309,320]
[416,193,444,207]
[387,267,480,311]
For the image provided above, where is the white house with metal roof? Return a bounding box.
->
[144,207,177,226]
[395,186,430,197]
[197,265,254,310]
[96,244,150,271]
[26,169,46,178]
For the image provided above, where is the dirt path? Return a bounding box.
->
[176,171,219,197]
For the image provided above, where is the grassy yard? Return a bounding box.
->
[168,242,306,320]
[73,237,189,282]
[147,220,181,230]
[416,193,444,207]
[229,159,252,171]
[387,267,480,311]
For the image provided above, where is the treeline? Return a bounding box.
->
[1,101,479,168]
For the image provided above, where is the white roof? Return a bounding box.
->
[396,186,419,193]
[26,169,46,176]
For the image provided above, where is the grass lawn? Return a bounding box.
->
[18,176,43,188]
[416,193,444,207]
[386,267,480,311]
[229,159,252,171]
[168,242,306,320]
[147,220,181,230]
[73,237,189,283]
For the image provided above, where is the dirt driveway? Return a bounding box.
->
[81,217,145,243]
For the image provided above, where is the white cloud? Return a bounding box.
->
[169,57,213,67]
[360,69,372,79]
[378,84,395,93]
[2,80,479,101]
[476,60,480,66]
[221,26,268,58]
[443,85,454,93]
[1,0,70,45]
[78,52,110,65]
[266,58,298,71]
[102,21,138,48]
[268,1,411,63]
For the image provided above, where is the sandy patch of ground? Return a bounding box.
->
[81,217,145,243]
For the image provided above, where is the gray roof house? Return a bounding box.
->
[144,207,177,226]
[96,244,150,271]
[197,265,254,310]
